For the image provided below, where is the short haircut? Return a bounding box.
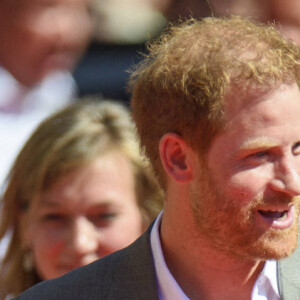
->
[130,16,300,187]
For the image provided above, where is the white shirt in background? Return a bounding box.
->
[0,67,77,189]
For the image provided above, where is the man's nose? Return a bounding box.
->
[67,217,99,256]
[270,155,300,196]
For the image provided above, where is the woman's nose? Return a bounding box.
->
[66,216,99,256]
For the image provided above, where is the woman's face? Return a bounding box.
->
[23,152,144,280]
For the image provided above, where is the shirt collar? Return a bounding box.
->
[150,211,279,300]
[150,211,190,300]
[251,260,280,300]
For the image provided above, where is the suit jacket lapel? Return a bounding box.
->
[106,225,159,300]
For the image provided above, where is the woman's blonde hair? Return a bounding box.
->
[0,99,163,298]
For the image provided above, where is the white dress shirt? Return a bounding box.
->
[0,67,76,190]
[150,211,280,300]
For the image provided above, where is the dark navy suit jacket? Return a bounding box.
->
[15,225,300,300]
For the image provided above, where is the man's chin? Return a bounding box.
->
[252,228,299,260]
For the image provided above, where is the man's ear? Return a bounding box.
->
[159,133,195,182]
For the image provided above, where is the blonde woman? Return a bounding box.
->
[0,99,163,299]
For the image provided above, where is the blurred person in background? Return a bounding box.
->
[160,0,211,21]
[267,0,300,46]
[73,0,210,103]
[76,0,300,103]
[0,0,93,188]
[74,0,168,102]
[161,0,300,46]
[0,99,163,299]
[209,0,300,46]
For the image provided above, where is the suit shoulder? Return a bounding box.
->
[15,252,120,300]
[15,228,156,300]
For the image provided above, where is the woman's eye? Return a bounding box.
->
[103,213,115,219]
[90,212,117,226]
[43,213,66,222]
[96,213,116,220]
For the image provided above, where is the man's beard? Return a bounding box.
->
[189,165,300,261]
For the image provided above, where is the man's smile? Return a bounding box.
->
[257,205,295,229]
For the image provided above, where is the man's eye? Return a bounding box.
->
[292,142,300,154]
[244,150,271,164]
[251,151,269,158]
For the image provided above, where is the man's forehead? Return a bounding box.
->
[213,83,300,148]
[223,84,270,117]
[222,82,300,126]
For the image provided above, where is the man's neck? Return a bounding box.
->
[160,208,265,300]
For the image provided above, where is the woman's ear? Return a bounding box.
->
[159,133,195,182]
[19,211,35,272]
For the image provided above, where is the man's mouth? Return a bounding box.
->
[258,210,287,219]
[257,205,295,229]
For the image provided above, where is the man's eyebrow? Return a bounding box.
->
[239,138,278,151]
